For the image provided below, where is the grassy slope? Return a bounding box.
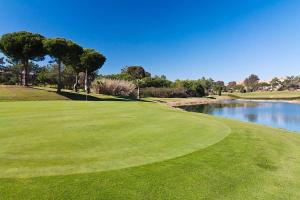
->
[0,85,125,101]
[1,86,300,199]
[228,91,300,100]
[0,85,69,101]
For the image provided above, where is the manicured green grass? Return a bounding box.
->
[1,99,300,199]
[0,101,228,178]
[0,85,124,101]
[228,90,300,100]
[0,85,69,101]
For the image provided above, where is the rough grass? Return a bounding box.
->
[1,86,300,199]
[228,91,300,100]
[0,85,69,101]
[0,85,125,101]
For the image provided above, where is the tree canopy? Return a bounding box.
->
[43,38,71,92]
[80,49,106,73]
[0,31,45,62]
[0,31,45,86]
[121,66,147,80]
[244,74,259,91]
[43,38,69,61]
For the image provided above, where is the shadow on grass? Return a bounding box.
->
[32,87,152,102]
[58,91,153,102]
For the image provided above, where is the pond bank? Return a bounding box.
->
[150,96,233,107]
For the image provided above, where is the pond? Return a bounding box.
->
[179,100,300,133]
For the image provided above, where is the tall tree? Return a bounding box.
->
[121,66,146,80]
[213,81,224,96]
[0,31,45,86]
[80,49,106,93]
[43,38,69,92]
[244,74,259,92]
[121,66,147,99]
[63,41,83,92]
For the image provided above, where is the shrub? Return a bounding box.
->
[141,87,188,98]
[92,78,136,97]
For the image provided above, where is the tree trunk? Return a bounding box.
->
[74,73,78,92]
[136,79,140,100]
[57,59,62,93]
[22,60,29,87]
[85,68,89,94]
[19,69,23,86]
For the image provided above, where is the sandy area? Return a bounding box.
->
[154,96,232,107]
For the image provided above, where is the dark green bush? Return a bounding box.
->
[141,87,188,98]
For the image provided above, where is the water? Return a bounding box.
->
[179,100,300,133]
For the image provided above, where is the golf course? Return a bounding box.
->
[1,87,300,199]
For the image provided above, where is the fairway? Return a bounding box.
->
[1,100,300,199]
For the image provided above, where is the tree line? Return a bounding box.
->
[226,74,300,93]
[2,31,299,98]
[98,66,225,98]
[0,31,106,93]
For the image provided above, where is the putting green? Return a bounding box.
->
[0,101,230,178]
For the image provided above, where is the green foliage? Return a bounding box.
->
[142,87,188,98]
[80,49,106,73]
[257,82,270,87]
[141,75,172,88]
[0,31,45,86]
[270,77,281,88]
[99,73,133,81]
[173,79,207,97]
[282,76,300,90]
[43,38,69,61]
[198,77,214,91]
[35,66,49,86]
[212,81,224,96]
[0,31,45,61]
[121,66,147,80]
[63,40,84,73]
[244,74,260,91]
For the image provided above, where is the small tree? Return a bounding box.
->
[0,31,45,86]
[213,81,224,96]
[80,49,106,93]
[244,74,259,92]
[227,81,237,92]
[121,66,147,99]
[36,66,50,86]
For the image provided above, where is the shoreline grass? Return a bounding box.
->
[227,91,300,100]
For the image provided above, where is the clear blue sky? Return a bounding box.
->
[0,0,299,82]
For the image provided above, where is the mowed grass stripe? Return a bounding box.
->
[0,101,230,178]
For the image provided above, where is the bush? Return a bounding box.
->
[92,78,136,97]
[140,76,172,88]
[141,87,188,98]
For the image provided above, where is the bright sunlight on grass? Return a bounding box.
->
[1,95,300,199]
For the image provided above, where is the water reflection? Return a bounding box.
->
[179,100,300,133]
[244,113,258,122]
